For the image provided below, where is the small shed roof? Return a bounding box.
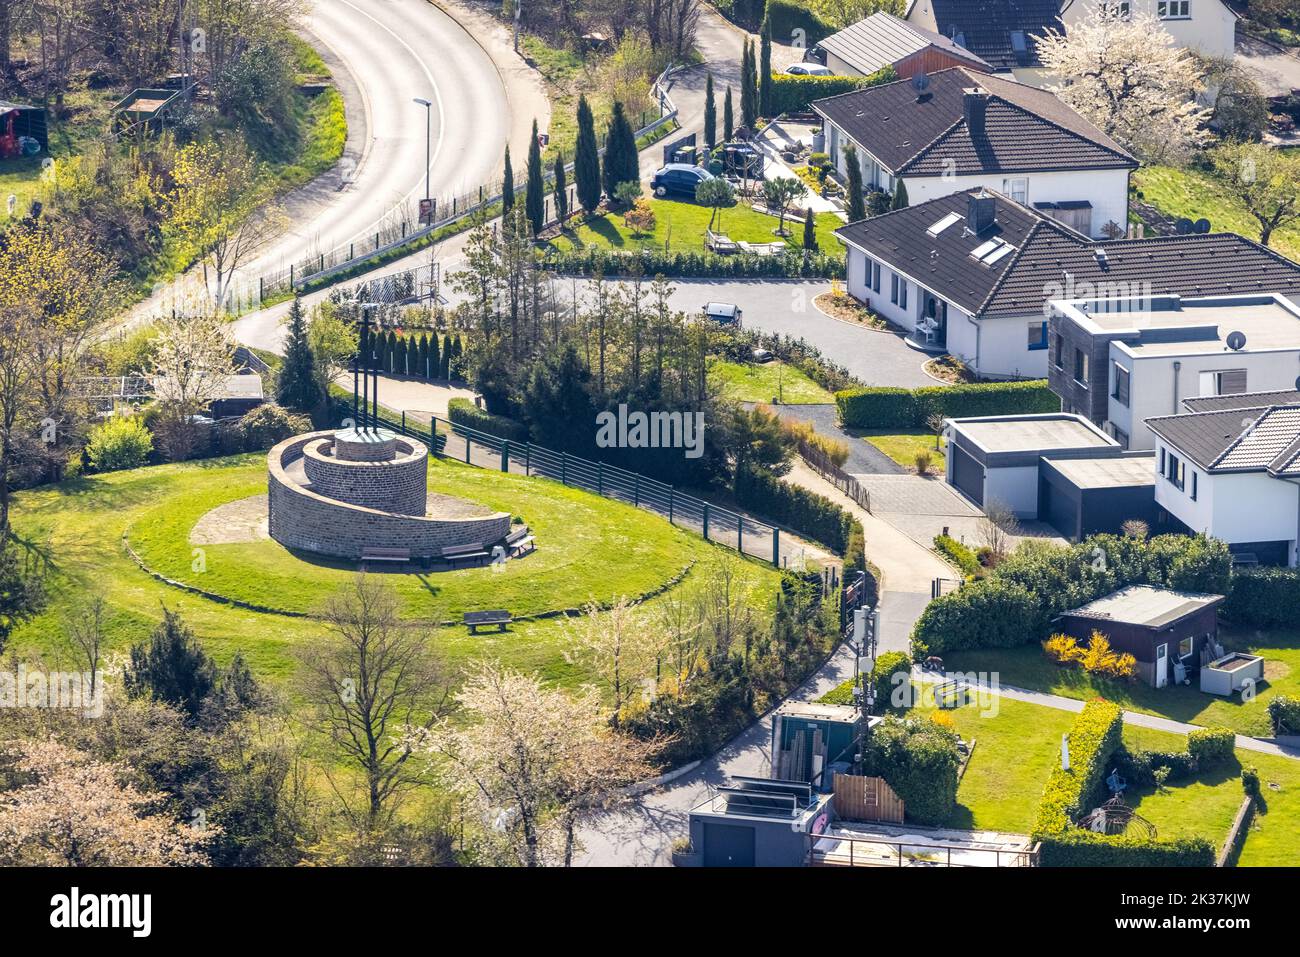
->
[1060,585,1224,630]
[1041,454,1154,490]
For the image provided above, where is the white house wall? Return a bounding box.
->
[1061,0,1236,60]
[844,247,920,330]
[904,169,1130,239]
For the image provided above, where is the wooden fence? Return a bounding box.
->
[832,773,905,824]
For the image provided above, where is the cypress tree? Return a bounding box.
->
[723,85,734,142]
[450,336,464,379]
[892,179,909,210]
[574,94,601,213]
[525,118,545,236]
[844,144,866,222]
[441,333,454,379]
[802,207,817,252]
[405,334,419,377]
[429,333,441,379]
[275,295,320,411]
[703,73,717,149]
[602,102,638,199]
[417,334,430,379]
[502,145,515,212]
[553,153,568,224]
[741,40,757,130]
[759,16,773,118]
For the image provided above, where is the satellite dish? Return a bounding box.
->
[1294,374,1300,392]
[1194,218,1211,234]
[1227,331,1247,352]
[1175,218,1194,235]
[912,70,930,92]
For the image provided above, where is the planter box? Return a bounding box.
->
[1200,653,1265,696]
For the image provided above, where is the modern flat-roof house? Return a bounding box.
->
[1054,585,1225,688]
[1059,0,1238,62]
[815,11,992,79]
[1049,293,1300,451]
[836,191,1300,380]
[903,0,1064,85]
[813,68,1136,237]
[1145,392,1300,566]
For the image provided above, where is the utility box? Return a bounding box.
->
[770,702,863,791]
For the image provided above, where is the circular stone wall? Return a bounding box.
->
[268,431,512,561]
[302,432,428,517]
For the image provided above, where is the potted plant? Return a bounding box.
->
[670,836,700,867]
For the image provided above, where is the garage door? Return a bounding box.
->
[1042,478,1078,541]
[950,444,984,508]
[702,823,756,867]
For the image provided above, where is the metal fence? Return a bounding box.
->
[248,65,681,304]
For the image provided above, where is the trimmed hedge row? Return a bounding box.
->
[862,717,960,826]
[1224,565,1300,628]
[1188,726,1236,766]
[768,67,895,115]
[1037,830,1216,867]
[933,534,980,577]
[836,381,1058,430]
[447,397,529,442]
[1034,699,1124,836]
[541,248,844,279]
[870,651,912,714]
[1268,694,1300,736]
[734,462,855,554]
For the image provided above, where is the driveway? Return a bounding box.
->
[1237,34,1300,96]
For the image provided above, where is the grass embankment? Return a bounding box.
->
[860,430,947,471]
[711,359,835,404]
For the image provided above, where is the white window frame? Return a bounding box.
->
[1002,177,1029,204]
[1158,0,1190,19]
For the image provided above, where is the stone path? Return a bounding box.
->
[190,494,270,545]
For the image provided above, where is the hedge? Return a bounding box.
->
[1036,830,1216,867]
[862,717,960,825]
[933,534,980,577]
[1267,694,1300,736]
[1187,727,1236,767]
[447,397,530,442]
[1224,565,1300,628]
[734,462,854,554]
[540,247,844,279]
[910,577,1040,657]
[762,0,834,42]
[836,381,1058,430]
[1034,699,1125,836]
[870,651,912,714]
[768,67,895,115]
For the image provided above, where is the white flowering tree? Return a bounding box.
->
[1035,11,1211,162]
[145,305,234,460]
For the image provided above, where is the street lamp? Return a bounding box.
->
[413,97,432,221]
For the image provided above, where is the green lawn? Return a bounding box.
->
[943,628,1300,737]
[710,359,834,404]
[541,197,846,255]
[9,453,779,689]
[861,430,947,471]
[1133,164,1300,265]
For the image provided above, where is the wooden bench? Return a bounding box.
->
[360,547,411,563]
[464,609,512,634]
[705,229,740,254]
[441,542,489,567]
[504,526,535,556]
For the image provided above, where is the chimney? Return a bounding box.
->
[968,190,996,234]
[963,87,989,139]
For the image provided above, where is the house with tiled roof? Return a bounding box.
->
[812,67,1136,238]
[1059,0,1238,62]
[815,11,991,80]
[834,188,1300,383]
[1146,393,1300,566]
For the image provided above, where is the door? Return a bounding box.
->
[1154,642,1168,689]
[950,444,985,507]
[702,823,756,867]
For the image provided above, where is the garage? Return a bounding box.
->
[684,777,833,867]
[949,442,984,507]
[702,823,756,867]
[1039,454,1159,541]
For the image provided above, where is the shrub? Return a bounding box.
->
[1187,727,1236,768]
[1225,565,1300,628]
[933,534,980,577]
[1034,699,1124,835]
[1242,766,1260,800]
[767,67,895,115]
[910,577,1040,657]
[870,651,911,714]
[1043,634,1084,666]
[913,449,932,474]
[861,716,960,826]
[1113,747,1198,787]
[843,519,867,576]
[239,403,311,451]
[1268,694,1300,736]
[85,416,154,472]
[836,381,1058,430]
[734,462,853,553]
[1036,830,1215,867]
[447,397,529,442]
[540,247,844,279]
[1078,632,1137,680]
[761,0,834,40]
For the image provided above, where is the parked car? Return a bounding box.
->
[786,63,833,76]
[752,347,774,363]
[650,163,715,199]
[704,302,742,325]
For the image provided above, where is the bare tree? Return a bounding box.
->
[296,574,450,826]
[643,0,699,60]
[63,592,106,696]
[979,498,1021,563]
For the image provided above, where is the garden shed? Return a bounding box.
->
[1053,585,1225,689]
[684,777,833,867]
[0,101,48,156]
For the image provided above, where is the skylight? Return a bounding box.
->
[927,212,963,236]
[969,238,1016,265]
[969,239,1000,260]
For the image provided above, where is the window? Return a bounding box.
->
[1191,470,1198,501]
[890,273,899,305]
[900,278,908,310]
[1159,447,1166,474]
[1113,426,1130,449]
[1102,0,1131,17]
[1002,177,1028,204]
[1111,363,1130,407]
[1028,321,1048,350]
[1199,369,1247,396]
[1179,636,1194,659]
[1051,333,1063,369]
[1074,348,1089,385]
[866,258,881,294]
[927,212,962,236]
[1165,453,1185,491]
[891,273,908,308]
[1158,0,1190,17]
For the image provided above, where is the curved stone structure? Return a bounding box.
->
[268,430,511,561]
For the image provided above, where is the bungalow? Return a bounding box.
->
[814,11,991,80]
[1054,585,1226,688]
[836,189,1300,380]
[1145,391,1300,567]
[812,67,1137,237]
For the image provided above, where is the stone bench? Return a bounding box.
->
[464,609,512,634]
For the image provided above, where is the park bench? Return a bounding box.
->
[705,229,739,254]
[504,525,535,557]
[464,609,512,634]
[360,547,410,563]
[441,542,489,567]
